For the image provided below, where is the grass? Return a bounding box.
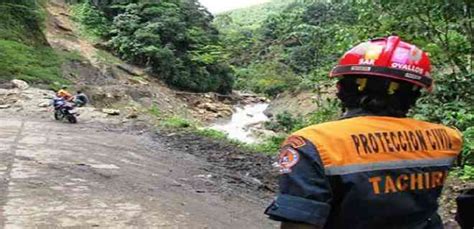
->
[59,50,85,62]
[95,49,122,65]
[0,39,68,85]
[149,105,162,118]
[160,116,193,129]
[0,2,69,86]
[195,128,229,140]
[148,110,282,155]
[194,126,283,155]
[0,2,47,46]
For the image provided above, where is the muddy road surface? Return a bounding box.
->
[0,118,277,228]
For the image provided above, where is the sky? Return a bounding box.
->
[199,0,271,14]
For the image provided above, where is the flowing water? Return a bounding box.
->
[210,103,270,143]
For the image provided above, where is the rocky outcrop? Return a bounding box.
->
[102,108,121,116]
[175,91,269,122]
[116,64,144,77]
[11,79,29,90]
[264,87,336,118]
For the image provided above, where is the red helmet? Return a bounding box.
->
[330,36,434,92]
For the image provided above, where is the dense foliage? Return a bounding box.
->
[0,0,64,85]
[216,0,473,169]
[72,0,234,93]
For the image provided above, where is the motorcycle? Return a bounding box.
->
[52,98,78,124]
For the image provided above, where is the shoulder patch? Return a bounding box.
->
[278,147,300,174]
[282,136,306,149]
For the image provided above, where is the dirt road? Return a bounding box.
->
[0,118,276,228]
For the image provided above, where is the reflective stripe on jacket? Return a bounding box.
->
[265,116,462,229]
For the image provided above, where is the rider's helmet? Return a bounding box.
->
[329,36,433,116]
[330,36,433,92]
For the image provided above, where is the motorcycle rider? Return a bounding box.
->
[57,86,73,101]
[51,96,66,110]
[265,36,463,229]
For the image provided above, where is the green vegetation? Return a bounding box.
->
[70,1,109,41]
[195,128,228,140]
[66,0,472,175]
[94,50,122,65]
[148,104,162,118]
[70,0,234,94]
[0,1,66,86]
[247,135,286,155]
[0,40,65,84]
[160,116,193,128]
[216,0,473,176]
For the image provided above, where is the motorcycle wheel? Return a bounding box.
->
[54,110,62,120]
[67,115,77,124]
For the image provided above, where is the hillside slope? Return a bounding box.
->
[0,1,65,85]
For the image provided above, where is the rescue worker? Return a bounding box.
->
[265,36,463,229]
[57,86,73,102]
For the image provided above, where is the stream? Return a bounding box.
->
[210,103,270,143]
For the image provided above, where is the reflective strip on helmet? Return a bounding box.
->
[330,65,433,89]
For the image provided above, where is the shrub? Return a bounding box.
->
[161,116,193,129]
[71,1,110,39]
[92,1,236,94]
[265,111,304,132]
[250,135,287,155]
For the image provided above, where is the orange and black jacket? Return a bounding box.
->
[265,115,463,229]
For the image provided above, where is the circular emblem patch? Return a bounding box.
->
[278,148,300,174]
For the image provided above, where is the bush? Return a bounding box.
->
[412,72,474,167]
[461,127,474,167]
[265,111,304,132]
[161,116,193,129]
[71,1,110,39]
[87,1,236,94]
[249,135,287,155]
[306,98,340,125]
[460,165,474,180]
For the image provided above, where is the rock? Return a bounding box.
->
[126,113,138,119]
[116,64,144,76]
[0,81,15,89]
[102,109,121,116]
[93,42,109,50]
[11,79,29,90]
[220,109,233,117]
[54,19,73,32]
[0,104,11,109]
[38,101,50,108]
[199,103,218,112]
[59,12,71,17]
[128,77,149,85]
